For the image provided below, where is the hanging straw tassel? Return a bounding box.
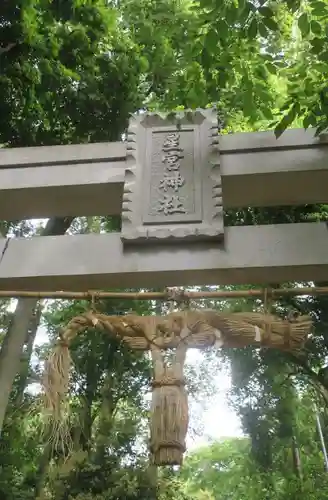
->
[41,312,154,452]
[150,376,188,466]
[148,316,190,466]
[42,338,73,452]
[43,339,72,417]
[41,312,97,450]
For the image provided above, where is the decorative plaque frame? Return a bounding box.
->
[121,109,223,244]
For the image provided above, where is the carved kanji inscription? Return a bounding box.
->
[121,110,224,244]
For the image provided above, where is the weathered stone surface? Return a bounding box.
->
[0,141,125,167]
[2,127,328,220]
[1,223,328,291]
[121,109,223,244]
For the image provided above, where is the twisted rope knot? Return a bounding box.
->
[58,338,69,348]
[164,287,190,310]
[150,440,186,453]
[152,377,186,389]
[87,290,101,311]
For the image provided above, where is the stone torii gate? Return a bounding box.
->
[1,108,328,291]
[1,108,325,465]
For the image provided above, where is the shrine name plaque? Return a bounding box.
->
[121,109,223,245]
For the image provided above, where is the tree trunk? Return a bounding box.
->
[14,303,43,407]
[93,372,115,464]
[79,393,94,452]
[291,435,302,480]
[147,464,158,500]
[34,442,52,499]
[0,217,74,434]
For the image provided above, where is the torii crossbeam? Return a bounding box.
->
[1,108,328,291]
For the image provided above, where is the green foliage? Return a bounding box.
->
[178,425,328,499]
[2,0,328,499]
[0,0,146,147]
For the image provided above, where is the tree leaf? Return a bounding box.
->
[275,103,299,138]
[242,84,255,118]
[259,21,268,37]
[205,29,219,52]
[217,20,229,40]
[239,1,253,22]
[304,77,315,94]
[226,5,238,25]
[315,122,328,136]
[217,69,229,87]
[303,113,316,129]
[311,20,322,35]
[298,13,310,36]
[274,119,288,139]
[256,86,272,102]
[246,1,257,12]
[261,106,274,120]
[287,0,301,11]
[255,65,268,80]
[311,1,328,16]
[262,16,279,31]
[310,37,324,53]
[218,69,229,87]
[265,62,277,74]
[247,18,258,38]
[319,50,328,61]
[238,0,246,12]
[259,6,274,17]
[280,99,294,112]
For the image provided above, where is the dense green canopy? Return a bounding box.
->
[1,0,328,498]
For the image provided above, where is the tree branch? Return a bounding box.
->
[0,43,17,55]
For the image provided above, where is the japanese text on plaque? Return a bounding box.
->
[157,132,186,216]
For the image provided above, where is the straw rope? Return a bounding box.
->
[148,344,188,466]
[142,314,190,466]
[42,309,312,464]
